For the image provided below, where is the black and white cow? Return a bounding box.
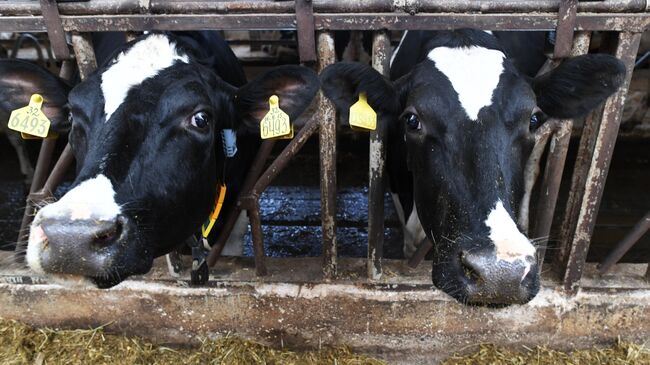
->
[321,29,625,305]
[21,31,319,288]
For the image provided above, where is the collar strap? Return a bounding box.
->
[201,184,227,238]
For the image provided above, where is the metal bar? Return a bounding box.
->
[247,198,267,276]
[407,239,433,269]
[206,140,276,268]
[367,30,390,280]
[0,13,648,33]
[317,31,337,279]
[598,211,650,274]
[553,0,578,58]
[295,0,317,63]
[39,0,70,60]
[532,31,591,269]
[71,33,97,79]
[2,0,647,16]
[251,117,320,195]
[560,31,642,292]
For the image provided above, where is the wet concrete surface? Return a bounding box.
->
[0,132,647,264]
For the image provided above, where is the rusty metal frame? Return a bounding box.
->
[556,31,643,292]
[4,0,648,290]
[598,210,650,275]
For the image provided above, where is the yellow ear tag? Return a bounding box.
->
[260,95,292,140]
[349,92,377,132]
[8,94,51,138]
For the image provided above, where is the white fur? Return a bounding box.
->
[221,210,248,256]
[427,46,505,120]
[485,200,536,264]
[392,194,426,258]
[27,174,121,275]
[390,31,409,68]
[101,34,189,121]
[36,174,120,222]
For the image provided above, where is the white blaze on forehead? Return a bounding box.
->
[485,200,536,263]
[427,46,505,120]
[35,174,121,222]
[101,34,189,121]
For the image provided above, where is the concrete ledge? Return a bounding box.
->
[0,258,649,364]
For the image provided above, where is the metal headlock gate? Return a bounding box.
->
[2,0,649,294]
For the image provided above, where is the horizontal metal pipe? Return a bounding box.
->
[1,13,648,33]
[0,0,645,16]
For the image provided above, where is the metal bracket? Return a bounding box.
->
[39,0,70,60]
[295,0,317,63]
[554,0,578,59]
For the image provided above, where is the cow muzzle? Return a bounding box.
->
[28,215,131,282]
[459,248,539,305]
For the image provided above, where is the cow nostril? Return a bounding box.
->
[93,218,123,247]
[460,252,482,283]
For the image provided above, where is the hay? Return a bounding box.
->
[2,318,649,365]
[0,319,386,365]
[442,342,650,365]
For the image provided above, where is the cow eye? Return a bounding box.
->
[403,113,421,131]
[530,110,543,131]
[190,111,210,129]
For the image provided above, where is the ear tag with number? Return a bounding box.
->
[349,92,376,132]
[8,94,51,138]
[221,129,238,157]
[259,95,292,140]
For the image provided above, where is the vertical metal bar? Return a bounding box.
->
[39,0,69,60]
[295,0,317,63]
[317,31,337,279]
[368,30,389,280]
[553,0,578,59]
[559,32,642,292]
[71,33,97,80]
[532,31,591,269]
[248,199,267,276]
[15,60,74,258]
[598,210,650,274]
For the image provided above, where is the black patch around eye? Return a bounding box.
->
[404,113,421,131]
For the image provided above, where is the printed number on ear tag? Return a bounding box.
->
[349,92,376,132]
[260,95,293,140]
[8,94,52,138]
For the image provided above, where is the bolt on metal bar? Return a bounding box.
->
[367,30,390,280]
[558,31,642,292]
[317,31,337,279]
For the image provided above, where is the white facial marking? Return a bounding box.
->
[485,200,536,264]
[390,30,409,68]
[427,46,505,120]
[26,174,121,276]
[101,34,189,121]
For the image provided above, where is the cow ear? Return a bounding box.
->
[320,62,400,120]
[532,54,626,118]
[234,65,320,131]
[0,60,72,133]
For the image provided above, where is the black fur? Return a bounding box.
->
[321,29,624,306]
[26,32,319,287]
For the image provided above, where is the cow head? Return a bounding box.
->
[321,30,625,305]
[24,33,319,287]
